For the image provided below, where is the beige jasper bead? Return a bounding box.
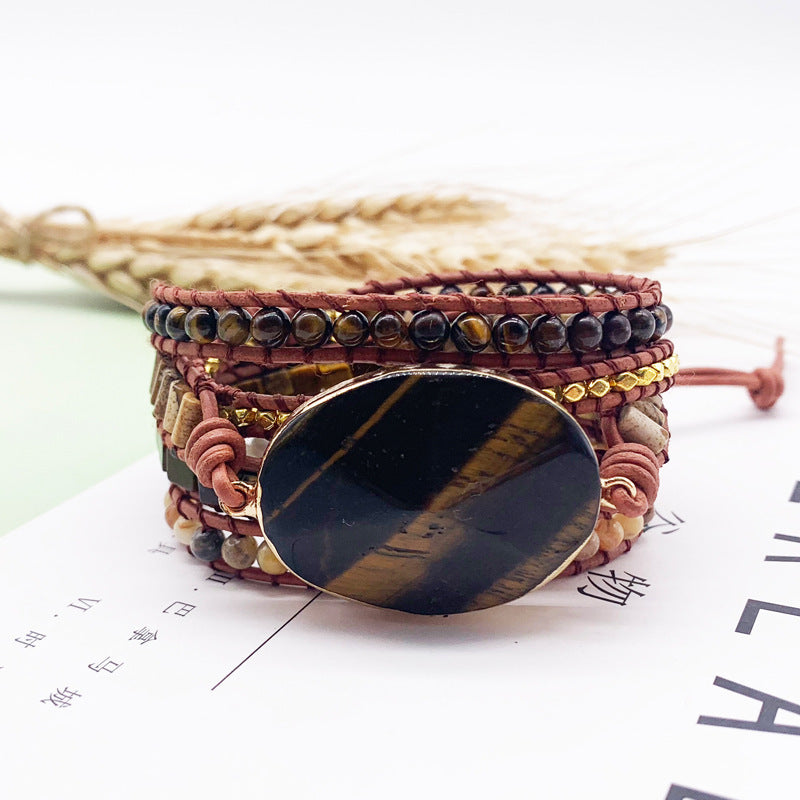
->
[575,531,600,561]
[256,541,288,575]
[596,517,625,551]
[612,513,645,540]
[173,517,202,546]
[222,534,258,570]
[163,490,173,509]
[617,404,669,454]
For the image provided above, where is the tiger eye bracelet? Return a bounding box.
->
[145,267,784,615]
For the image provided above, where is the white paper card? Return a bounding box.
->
[1,366,798,800]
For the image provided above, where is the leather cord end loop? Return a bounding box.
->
[185,417,246,500]
[600,443,660,516]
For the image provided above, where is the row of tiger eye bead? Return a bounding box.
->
[145,301,672,355]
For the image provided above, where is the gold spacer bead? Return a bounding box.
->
[587,377,611,398]
[611,371,638,392]
[541,387,561,402]
[651,362,665,382]
[204,357,221,376]
[256,410,278,431]
[635,366,658,386]
[561,382,587,403]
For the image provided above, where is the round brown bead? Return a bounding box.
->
[601,311,631,350]
[492,314,529,354]
[251,306,290,347]
[165,306,190,342]
[451,312,492,354]
[530,314,567,354]
[627,308,656,346]
[567,312,603,353]
[499,282,526,297]
[408,309,450,351]
[370,311,408,348]
[217,308,252,346]
[291,309,332,347]
[439,284,463,295]
[184,307,218,344]
[153,304,172,337]
[469,283,493,297]
[332,311,370,347]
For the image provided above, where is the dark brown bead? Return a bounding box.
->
[451,313,492,353]
[530,314,567,354]
[627,308,656,346]
[332,311,369,347]
[185,307,218,344]
[469,283,493,297]
[251,306,290,347]
[530,283,555,295]
[165,306,190,342]
[143,301,159,333]
[651,304,671,340]
[567,312,603,353]
[499,282,526,297]
[559,284,586,296]
[601,311,631,350]
[408,309,450,351]
[153,304,172,337]
[492,314,529,354]
[291,309,332,347]
[217,308,252,345]
[439,284,463,295]
[370,311,408,348]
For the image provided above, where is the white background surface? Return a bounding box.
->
[1,3,799,799]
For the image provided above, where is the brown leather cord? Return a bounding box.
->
[152,266,662,315]
[674,337,785,411]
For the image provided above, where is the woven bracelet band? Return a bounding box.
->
[145,267,783,615]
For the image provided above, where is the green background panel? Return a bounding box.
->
[0,258,154,535]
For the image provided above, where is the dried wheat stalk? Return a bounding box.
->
[0,192,668,310]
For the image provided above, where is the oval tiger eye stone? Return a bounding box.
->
[258,369,600,615]
[451,312,492,353]
[251,306,290,347]
[408,309,450,351]
[492,314,529,354]
[332,311,369,347]
[530,314,567,354]
[185,307,218,344]
[370,311,408,348]
[165,306,190,342]
[291,309,332,347]
[218,308,252,345]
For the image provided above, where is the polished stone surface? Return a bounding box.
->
[259,368,600,614]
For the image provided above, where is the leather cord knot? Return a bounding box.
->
[749,339,785,409]
[185,418,247,508]
[600,443,660,516]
